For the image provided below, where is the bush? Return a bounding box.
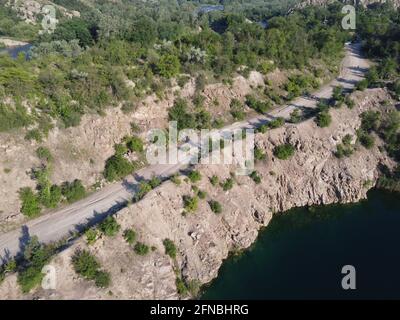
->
[19,187,41,217]
[61,180,86,203]
[345,97,355,109]
[221,178,234,191]
[123,229,137,245]
[245,95,270,114]
[268,117,285,129]
[163,239,177,259]
[208,200,222,214]
[250,171,262,184]
[99,216,121,237]
[17,236,54,293]
[188,170,202,183]
[356,79,368,91]
[315,111,332,128]
[104,155,135,182]
[134,242,150,256]
[289,109,302,123]
[135,181,152,202]
[183,195,199,212]
[358,131,375,149]
[254,147,266,161]
[71,250,110,288]
[273,144,295,160]
[197,190,207,199]
[209,175,219,186]
[149,176,161,189]
[176,277,188,295]
[171,174,181,185]
[72,250,99,280]
[94,270,111,288]
[36,147,53,162]
[85,228,99,245]
[125,136,144,153]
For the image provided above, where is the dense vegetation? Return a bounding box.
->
[0,0,350,136]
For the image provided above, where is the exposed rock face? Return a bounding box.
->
[0,88,395,300]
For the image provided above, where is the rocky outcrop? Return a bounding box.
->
[0,88,395,299]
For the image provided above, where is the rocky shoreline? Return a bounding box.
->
[0,88,395,299]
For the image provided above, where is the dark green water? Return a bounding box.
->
[201,190,400,300]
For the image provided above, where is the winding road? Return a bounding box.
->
[0,42,370,262]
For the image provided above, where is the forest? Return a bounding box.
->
[0,0,349,139]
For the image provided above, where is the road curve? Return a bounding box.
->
[0,42,370,261]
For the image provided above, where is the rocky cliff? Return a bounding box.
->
[0,88,395,299]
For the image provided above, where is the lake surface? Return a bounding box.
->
[202,190,400,300]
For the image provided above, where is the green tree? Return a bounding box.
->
[163,239,177,259]
[273,144,295,160]
[99,216,121,237]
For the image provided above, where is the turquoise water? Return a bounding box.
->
[201,190,400,300]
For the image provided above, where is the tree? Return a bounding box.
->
[156,54,181,78]
[273,144,295,160]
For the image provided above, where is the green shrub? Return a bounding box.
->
[209,175,219,186]
[268,117,285,129]
[356,79,368,91]
[273,144,295,160]
[183,195,199,212]
[358,131,375,149]
[36,147,53,162]
[289,109,302,123]
[208,200,222,214]
[85,228,99,245]
[134,242,150,256]
[17,236,54,293]
[197,190,207,199]
[163,239,177,259]
[171,174,181,185]
[315,111,332,128]
[99,216,121,237]
[61,180,86,203]
[188,170,202,183]
[135,181,152,202]
[123,229,137,245]
[19,187,41,217]
[94,270,111,288]
[176,277,188,295]
[221,178,234,191]
[72,250,111,288]
[250,171,262,184]
[149,176,162,189]
[254,147,266,161]
[125,136,144,153]
[345,96,355,109]
[245,95,270,113]
[104,154,135,182]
